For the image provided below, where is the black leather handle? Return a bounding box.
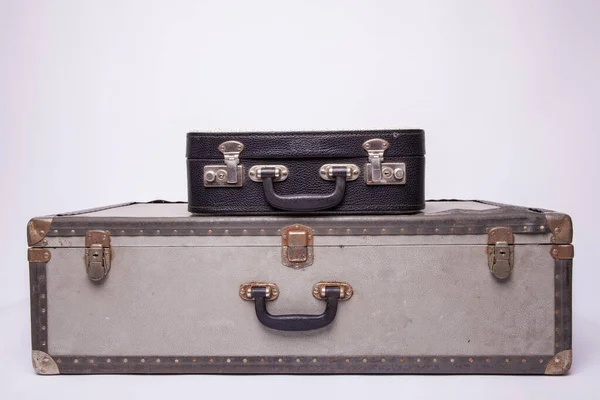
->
[250,286,341,331]
[260,167,348,211]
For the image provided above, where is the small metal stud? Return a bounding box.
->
[400,358,405,363]
[175,359,179,364]
[417,358,421,363]
[106,358,111,363]
[433,358,437,363]
[141,359,145,363]
[226,358,231,363]
[156,358,160,363]
[208,229,213,234]
[345,359,350,363]
[74,359,79,364]
[450,358,455,363]
[243,359,248,363]
[539,359,544,364]
[312,359,317,363]
[381,358,386,363]
[468,358,473,363]
[123,358,128,363]
[522,358,527,363]
[190,230,195,234]
[505,358,510,363]
[540,225,545,230]
[362,358,367,363]
[278,358,283,363]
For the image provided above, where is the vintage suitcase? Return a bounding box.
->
[27,200,572,375]
[186,130,425,214]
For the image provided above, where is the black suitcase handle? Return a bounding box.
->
[249,286,341,331]
[260,167,348,211]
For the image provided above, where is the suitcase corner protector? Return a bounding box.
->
[27,217,53,246]
[32,350,60,375]
[545,213,573,244]
[545,349,572,375]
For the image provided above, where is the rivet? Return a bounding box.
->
[224,230,229,234]
[555,274,560,279]
[450,358,455,363]
[505,358,510,363]
[417,228,423,233]
[556,292,560,297]
[260,358,265,363]
[362,358,368,363]
[468,358,473,363]
[56,359,61,364]
[521,358,527,363]
[139,230,144,234]
[175,359,179,363]
[243,359,248,363]
[540,226,545,230]
[120,230,125,235]
[539,359,544,364]
[329,229,333,233]
[312,359,317,363]
[141,359,145,363]
[433,358,437,363]
[123,358,128,363]
[226,358,231,363]
[554,357,560,363]
[208,230,212,234]
[381,229,386,233]
[41,308,46,313]
[209,359,214,363]
[278,358,283,363]
[260,229,265,233]
[190,230,195,234]
[399,358,405,363]
[400,228,405,233]
[381,358,386,363]
[345,359,350,363]
[41,294,45,299]
[296,358,301,363]
[243,229,248,234]
[53,230,59,234]
[417,358,421,363]
[192,359,197,363]
[556,328,560,332]
[467,228,473,233]
[346,229,351,233]
[74,359,79,364]
[156,230,160,234]
[107,358,111,363]
[41,341,46,346]
[39,230,45,236]
[523,226,528,230]
[41,326,46,331]
[156,358,160,363]
[70,230,75,234]
[554,227,561,233]
[555,310,560,315]
[486,359,491,363]
[44,253,49,259]
[434,228,440,233]
[485,227,490,233]
[552,248,559,256]
[450,228,455,233]
[363,229,368,233]
[173,230,178,234]
[43,357,49,363]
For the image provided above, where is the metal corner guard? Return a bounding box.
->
[27,217,52,246]
[32,350,60,375]
[545,349,572,375]
[546,213,573,244]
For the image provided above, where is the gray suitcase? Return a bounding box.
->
[27,200,573,375]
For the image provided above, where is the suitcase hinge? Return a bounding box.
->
[204,141,245,187]
[362,139,406,185]
[281,224,314,268]
[85,230,111,282]
[487,227,514,279]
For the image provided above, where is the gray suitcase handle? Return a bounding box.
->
[260,166,348,211]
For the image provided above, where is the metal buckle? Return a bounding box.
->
[281,224,314,268]
[248,165,289,182]
[319,164,360,181]
[487,227,514,279]
[362,139,406,185]
[204,141,245,187]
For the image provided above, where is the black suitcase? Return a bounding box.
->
[187,130,425,214]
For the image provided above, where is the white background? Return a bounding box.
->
[1,0,599,398]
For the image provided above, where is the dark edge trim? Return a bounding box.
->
[555,258,573,356]
[30,262,48,355]
[52,355,549,374]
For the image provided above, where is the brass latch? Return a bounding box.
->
[281,224,314,268]
[85,230,111,282]
[362,139,406,185]
[487,227,514,279]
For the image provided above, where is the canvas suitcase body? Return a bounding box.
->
[27,200,572,375]
[186,130,425,214]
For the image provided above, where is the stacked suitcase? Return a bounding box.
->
[28,130,573,375]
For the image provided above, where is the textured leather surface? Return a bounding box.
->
[253,286,340,331]
[187,130,425,159]
[47,244,554,356]
[188,156,425,214]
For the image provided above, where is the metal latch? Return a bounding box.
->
[362,139,406,185]
[487,227,514,279]
[281,224,314,268]
[85,230,111,282]
[203,141,245,187]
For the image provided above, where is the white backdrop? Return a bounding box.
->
[1,0,599,398]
